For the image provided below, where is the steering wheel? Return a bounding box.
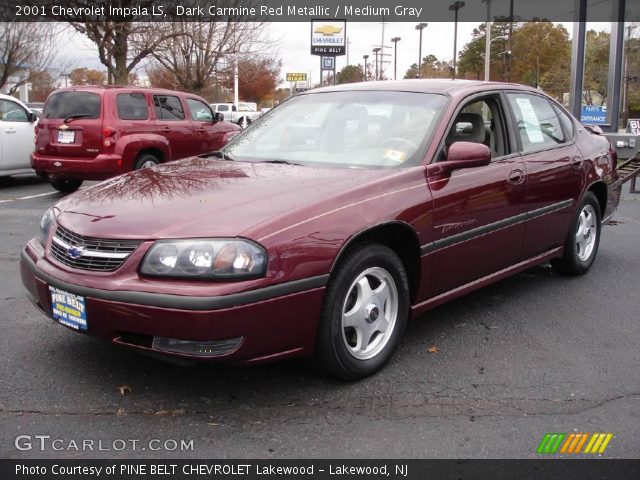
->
[379,137,418,151]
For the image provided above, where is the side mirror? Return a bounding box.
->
[213,112,224,123]
[28,112,38,123]
[439,141,491,173]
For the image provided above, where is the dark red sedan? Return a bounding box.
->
[21,80,621,379]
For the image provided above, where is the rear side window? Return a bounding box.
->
[153,95,184,121]
[117,93,149,120]
[507,93,566,153]
[554,105,575,139]
[217,104,229,112]
[44,91,100,119]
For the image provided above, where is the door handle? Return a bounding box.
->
[5,129,16,134]
[160,126,171,132]
[507,168,525,185]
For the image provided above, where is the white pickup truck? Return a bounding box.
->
[209,102,261,129]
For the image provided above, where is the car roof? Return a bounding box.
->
[0,93,30,108]
[49,86,197,96]
[306,79,536,96]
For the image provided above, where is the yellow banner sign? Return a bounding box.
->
[286,73,307,82]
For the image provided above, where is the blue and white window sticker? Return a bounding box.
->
[49,286,87,331]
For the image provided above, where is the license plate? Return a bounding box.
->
[49,286,87,331]
[57,130,75,144]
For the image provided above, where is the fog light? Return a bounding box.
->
[152,336,243,356]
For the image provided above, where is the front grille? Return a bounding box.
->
[49,224,141,272]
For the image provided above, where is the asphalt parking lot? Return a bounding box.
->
[0,175,638,459]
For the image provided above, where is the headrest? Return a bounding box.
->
[447,112,486,145]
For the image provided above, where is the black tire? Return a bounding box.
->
[50,179,82,193]
[313,244,409,380]
[551,191,602,276]
[133,153,160,170]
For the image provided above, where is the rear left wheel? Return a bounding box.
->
[50,179,82,193]
[314,244,409,380]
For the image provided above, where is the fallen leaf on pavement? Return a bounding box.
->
[117,385,132,396]
[427,346,440,353]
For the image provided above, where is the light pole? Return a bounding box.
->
[449,1,465,80]
[363,55,369,81]
[373,47,381,80]
[415,23,428,78]
[482,0,492,81]
[391,37,401,80]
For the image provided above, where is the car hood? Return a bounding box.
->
[55,157,391,240]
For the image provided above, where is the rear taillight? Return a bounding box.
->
[102,127,116,147]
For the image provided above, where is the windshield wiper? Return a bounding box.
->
[205,150,236,161]
[258,159,303,166]
[62,113,94,123]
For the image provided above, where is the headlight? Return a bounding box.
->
[139,239,267,280]
[38,207,57,245]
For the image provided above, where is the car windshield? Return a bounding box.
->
[223,90,447,169]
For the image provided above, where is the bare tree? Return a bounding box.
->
[149,20,267,95]
[0,23,62,94]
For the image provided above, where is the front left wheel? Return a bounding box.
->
[314,244,409,380]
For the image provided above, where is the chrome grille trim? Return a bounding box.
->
[49,224,141,272]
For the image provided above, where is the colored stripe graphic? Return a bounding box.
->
[537,433,566,453]
[538,433,612,454]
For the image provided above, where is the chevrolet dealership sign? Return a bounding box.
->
[311,20,347,56]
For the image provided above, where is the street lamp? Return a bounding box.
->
[482,0,492,81]
[449,1,465,80]
[373,47,381,80]
[391,37,401,80]
[363,55,369,81]
[415,23,428,78]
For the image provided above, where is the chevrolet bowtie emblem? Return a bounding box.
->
[59,124,69,130]
[314,25,343,36]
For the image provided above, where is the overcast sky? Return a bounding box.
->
[57,21,609,91]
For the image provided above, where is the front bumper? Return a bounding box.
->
[31,152,124,181]
[20,241,327,364]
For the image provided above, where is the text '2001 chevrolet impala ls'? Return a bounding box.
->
[21,80,620,380]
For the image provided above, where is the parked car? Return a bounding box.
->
[32,86,241,192]
[21,80,621,380]
[0,93,38,178]
[210,102,261,128]
[26,102,45,113]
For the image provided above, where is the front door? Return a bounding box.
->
[426,94,528,297]
[0,98,35,171]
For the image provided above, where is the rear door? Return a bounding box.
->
[427,94,527,296]
[505,92,584,257]
[0,98,34,170]
[38,90,102,159]
[186,98,227,154]
[153,94,194,160]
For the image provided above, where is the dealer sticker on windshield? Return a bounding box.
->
[49,286,87,331]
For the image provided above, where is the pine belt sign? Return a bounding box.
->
[286,73,307,82]
[311,20,347,56]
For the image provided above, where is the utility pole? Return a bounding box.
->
[415,23,428,78]
[449,1,465,80]
[506,0,514,82]
[623,25,637,128]
[373,48,381,80]
[391,37,401,80]
[482,0,492,81]
[363,55,369,81]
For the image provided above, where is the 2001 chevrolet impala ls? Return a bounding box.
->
[21,80,621,379]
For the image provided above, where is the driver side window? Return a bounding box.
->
[0,99,29,122]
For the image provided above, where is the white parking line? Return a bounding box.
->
[0,191,58,204]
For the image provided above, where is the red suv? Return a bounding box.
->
[32,86,241,192]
